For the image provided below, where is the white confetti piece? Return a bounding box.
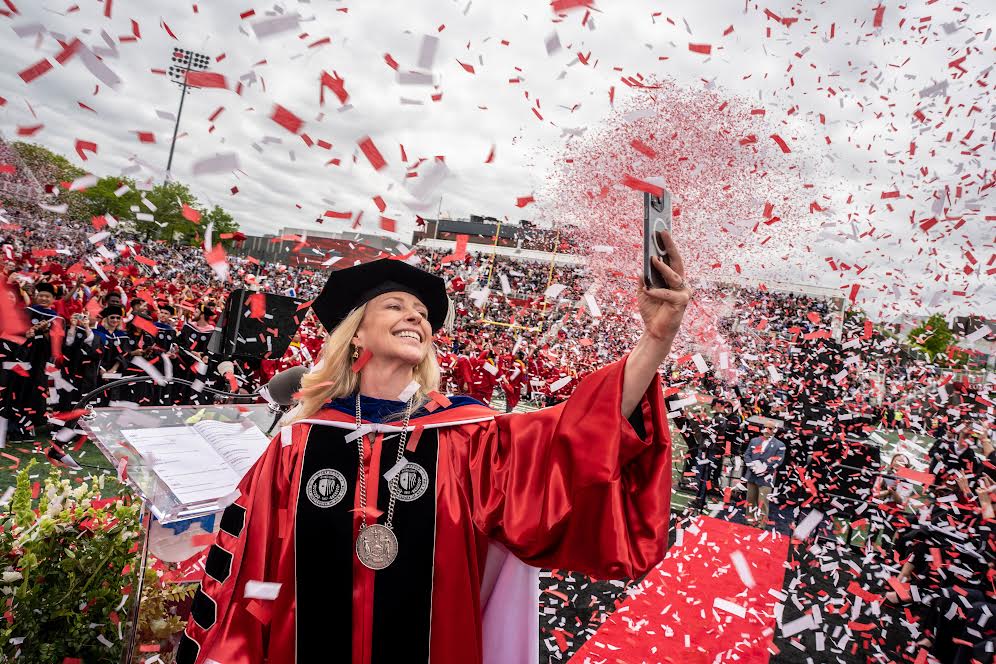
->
[383,458,408,483]
[781,613,817,637]
[792,510,823,540]
[398,381,420,402]
[244,580,282,600]
[192,152,241,176]
[251,14,300,40]
[549,376,572,393]
[730,551,755,587]
[713,597,746,618]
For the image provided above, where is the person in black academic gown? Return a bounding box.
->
[93,306,132,405]
[122,298,159,406]
[1,282,60,440]
[152,303,178,405]
[176,303,218,405]
[57,310,103,410]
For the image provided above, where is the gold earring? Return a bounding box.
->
[352,347,359,360]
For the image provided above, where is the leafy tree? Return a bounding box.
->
[907,314,955,360]
[77,175,141,225]
[10,142,243,246]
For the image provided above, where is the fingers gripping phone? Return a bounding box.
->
[643,185,672,289]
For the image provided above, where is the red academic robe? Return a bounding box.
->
[178,354,671,664]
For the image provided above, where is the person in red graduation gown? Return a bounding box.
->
[178,231,691,664]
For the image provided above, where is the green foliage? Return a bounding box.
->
[907,314,955,361]
[0,467,141,663]
[135,565,196,662]
[9,142,240,247]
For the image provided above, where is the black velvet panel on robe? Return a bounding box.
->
[296,425,438,664]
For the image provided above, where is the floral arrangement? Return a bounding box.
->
[0,460,141,663]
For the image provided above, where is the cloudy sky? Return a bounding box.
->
[1,0,992,320]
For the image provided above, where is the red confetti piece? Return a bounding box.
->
[484,144,495,163]
[75,139,98,161]
[372,195,386,213]
[351,348,373,373]
[203,243,228,278]
[630,139,656,158]
[19,59,53,83]
[405,425,425,453]
[379,216,397,232]
[357,136,387,171]
[439,234,468,264]
[847,284,860,304]
[134,131,155,143]
[880,190,900,199]
[190,533,215,547]
[550,0,593,12]
[161,19,178,39]
[515,195,535,208]
[894,466,934,486]
[270,104,304,134]
[54,38,82,65]
[182,204,201,223]
[324,210,352,219]
[688,43,712,55]
[186,71,227,88]
[319,70,349,105]
[427,391,451,408]
[456,60,476,74]
[769,134,791,153]
[621,174,664,196]
[247,292,266,319]
[384,53,399,70]
[872,4,885,27]
[130,315,159,337]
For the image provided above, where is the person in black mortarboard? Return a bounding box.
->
[59,305,102,411]
[180,237,692,664]
[94,305,131,404]
[151,303,179,404]
[0,281,61,440]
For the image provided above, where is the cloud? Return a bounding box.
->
[0,0,991,318]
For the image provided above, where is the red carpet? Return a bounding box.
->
[571,516,789,664]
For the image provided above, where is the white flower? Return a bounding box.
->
[2,571,23,583]
[46,499,64,517]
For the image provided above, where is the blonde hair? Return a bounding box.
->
[288,302,442,423]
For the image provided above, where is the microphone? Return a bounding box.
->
[217,360,238,392]
[260,365,308,434]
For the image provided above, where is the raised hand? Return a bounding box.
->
[636,231,691,345]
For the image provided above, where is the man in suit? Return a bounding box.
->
[743,420,786,527]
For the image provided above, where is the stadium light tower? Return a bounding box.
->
[165,47,210,177]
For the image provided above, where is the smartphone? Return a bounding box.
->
[643,184,672,289]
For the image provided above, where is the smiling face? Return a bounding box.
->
[33,290,53,308]
[352,291,432,368]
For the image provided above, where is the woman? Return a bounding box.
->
[179,233,690,664]
[865,452,914,552]
[93,305,132,405]
[175,301,218,404]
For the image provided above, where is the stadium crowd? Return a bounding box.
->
[2,180,995,661]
